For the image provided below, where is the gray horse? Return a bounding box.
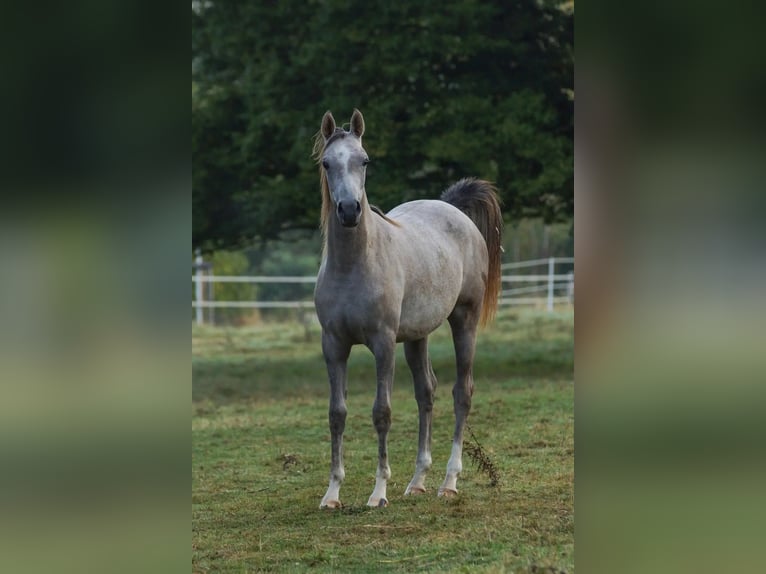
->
[313,109,502,509]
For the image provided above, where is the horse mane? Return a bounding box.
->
[311,129,336,244]
[312,129,399,250]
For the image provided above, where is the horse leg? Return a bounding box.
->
[366,334,396,507]
[439,304,479,497]
[404,337,436,495]
[320,333,350,509]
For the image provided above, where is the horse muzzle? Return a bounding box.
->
[337,200,361,227]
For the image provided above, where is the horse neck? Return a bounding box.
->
[325,194,377,271]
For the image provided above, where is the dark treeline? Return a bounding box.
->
[193,0,573,250]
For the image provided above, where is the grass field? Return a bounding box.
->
[192,307,574,573]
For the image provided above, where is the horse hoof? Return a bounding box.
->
[378,498,388,508]
[405,486,427,496]
[366,497,388,508]
[320,499,342,509]
[438,488,458,498]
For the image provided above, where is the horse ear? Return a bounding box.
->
[321,111,336,140]
[350,109,365,138]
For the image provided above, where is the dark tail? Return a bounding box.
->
[441,178,503,325]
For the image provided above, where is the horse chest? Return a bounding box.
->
[315,276,394,341]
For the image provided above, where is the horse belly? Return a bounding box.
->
[396,280,460,341]
[396,312,446,342]
[393,231,466,341]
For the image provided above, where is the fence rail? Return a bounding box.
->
[193,300,315,309]
[192,256,573,324]
[501,256,573,270]
[192,276,316,283]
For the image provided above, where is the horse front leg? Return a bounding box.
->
[440,306,479,497]
[367,334,396,507]
[320,333,350,509]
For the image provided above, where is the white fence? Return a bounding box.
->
[192,256,573,325]
[499,257,574,311]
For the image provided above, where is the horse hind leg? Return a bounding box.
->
[440,304,479,497]
[404,337,437,496]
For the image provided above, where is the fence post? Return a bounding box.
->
[547,257,555,312]
[206,270,215,326]
[195,249,204,326]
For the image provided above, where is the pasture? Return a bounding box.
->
[192,307,574,573]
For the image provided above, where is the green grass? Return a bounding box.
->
[193,307,574,573]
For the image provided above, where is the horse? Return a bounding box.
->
[312,109,502,509]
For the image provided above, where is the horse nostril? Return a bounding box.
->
[337,201,361,224]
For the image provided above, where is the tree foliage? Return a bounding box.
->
[193,0,573,250]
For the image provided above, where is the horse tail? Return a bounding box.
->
[441,178,503,325]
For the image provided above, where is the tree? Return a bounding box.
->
[193,0,573,250]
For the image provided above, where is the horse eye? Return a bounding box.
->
[363,158,370,166]
[322,160,330,169]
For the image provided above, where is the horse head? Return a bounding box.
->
[319,109,369,228]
